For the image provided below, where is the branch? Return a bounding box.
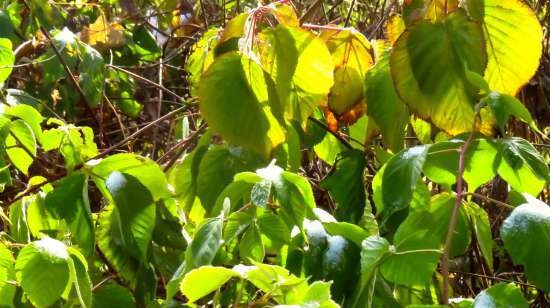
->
[106,64,185,102]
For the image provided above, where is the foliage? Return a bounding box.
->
[0,0,549,307]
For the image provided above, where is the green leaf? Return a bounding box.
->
[0,38,14,85]
[465,202,493,270]
[467,0,543,95]
[67,248,92,308]
[15,238,70,308]
[239,223,265,262]
[2,104,43,143]
[259,25,334,124]
[364,40,408,152]
[198,53,286,158]
[8,199,30,243]
[486,92,541,134]
[246,263,308,304]
[96,203,144,287]
[501,197,550,291]
[168,132,211,211]
[391,10,487,135]
[395,193,471,258]
[323,222,370,247]
[105,171,156,261]
[91,153,171,201]
[472,283,528,308]
[180,266,239,302]
[92,283,135,308]
[322,235,361,301]
[423,139,499,192]
[186,28,219,96]
[314,130,347,165]
[6,119,36,175]
[196,146,262,213]
[350,236,390,308]
[0,244,16,306]
[321,149,366,223]
[380,230,441,286]
[497,137,549,196]
[379,145,430,221]
[45,173,94,256]
[185,215,223,271]
[300,281,339,308]
[79,43,105,107]
[257,212,291,245]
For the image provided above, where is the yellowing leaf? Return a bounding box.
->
[403,0,459,24]
[386,15,405,45]
[468,0,543,95]
[321,29,373,115]
[391,10,488,135]
[80,15,125,49]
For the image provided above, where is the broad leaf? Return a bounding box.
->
[180,266,239,302]
[91,153,171,201]
[15,238,70,308]
[468,0,543,95]
[391,11,487,135]
[378,145,430,220]
[473,283,528,308]
[45,173,94,256]
[0,38,14,85]
[465,202,493,270]
[501,198,550,291]
[380,230,441,286]
[259,25,334,124]
[395,193,471,258]
[92,283,135,308]
[185,215,223,271]
[321,149,366,223]
[364,40,408,152]
[0,244,16,306]
[486,92,541,134]
[321,29,373,115]
[105,171,156,261]
[497,137,549,196]
[6,119,36,175]
[198,53,286,158]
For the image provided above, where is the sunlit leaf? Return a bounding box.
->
[199,53,286,158]
[259,25,334,124]
[468,0,543,95]
[501,197,550,291]
[391,11,487,135]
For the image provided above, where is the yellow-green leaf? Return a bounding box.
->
[468,0,543,95]
[391,10,487,135]
[259,25,334,124]
[199,53,286,158]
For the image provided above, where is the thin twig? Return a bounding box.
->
[465,192,515,210]
[106,64,184,102]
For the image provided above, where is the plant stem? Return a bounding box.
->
[440,129,475,304]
